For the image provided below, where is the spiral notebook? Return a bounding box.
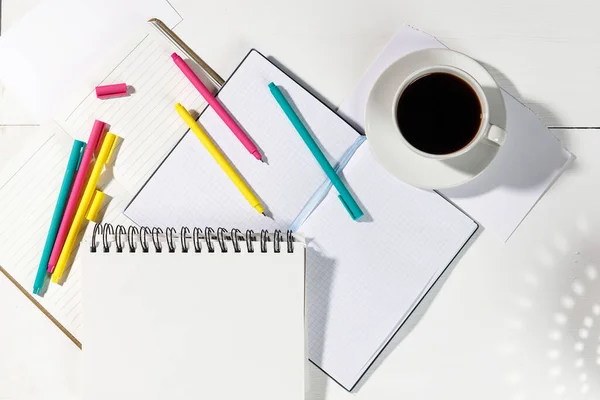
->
[83,225,305,400]
[124,50,479,390]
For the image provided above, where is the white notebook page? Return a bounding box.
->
[56,25,211,194]
[83,244,306,400]
[124,50,360,231]
[302,144,477,389]
[0,126,130,338]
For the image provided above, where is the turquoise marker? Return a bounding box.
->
[268,82,364,220]
[33,140,85,295]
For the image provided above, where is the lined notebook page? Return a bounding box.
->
[301,144,477,390]
[0,126,129,338]
[124,50,360,231]
[83,245,306,400]
[57,25,210,194]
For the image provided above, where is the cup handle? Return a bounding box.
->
[485,124,507,146]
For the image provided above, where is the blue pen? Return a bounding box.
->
[33,140,85,295]
[268,82,364,220]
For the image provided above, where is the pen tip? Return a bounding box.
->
[252,151,263,162]
[262,212,267,217]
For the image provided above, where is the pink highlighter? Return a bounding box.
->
[47,120,105,272]
[171,52,263,161]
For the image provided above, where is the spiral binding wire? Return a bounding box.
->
[90,223,295,254]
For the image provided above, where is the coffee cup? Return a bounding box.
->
[393,65,506,160]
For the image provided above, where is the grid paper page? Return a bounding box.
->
[58,26,209,195]
[0,127,130,338]
[124,50,360,231]
[302,144,477,390]
[83,245,305,400]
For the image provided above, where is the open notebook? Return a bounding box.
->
[83,225,305,400]
[124,50,478,390]
[125,50,362,230]
[0,15,218,343]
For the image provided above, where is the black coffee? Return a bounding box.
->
[396,72,482,155]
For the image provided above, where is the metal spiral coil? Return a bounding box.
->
[90,224,296,253]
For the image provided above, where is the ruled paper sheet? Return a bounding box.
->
[0,3,191,343]
[56,25,212,195]
[0,125,130,338]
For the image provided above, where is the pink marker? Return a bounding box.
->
[171,52,263,161]
[96,83,128,99]
[48,120,105,272]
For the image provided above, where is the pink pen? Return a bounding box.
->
[47,119,105,272]
[171,52,263,161]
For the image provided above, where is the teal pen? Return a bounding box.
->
[268,82,364,220]
[33,140,85,295]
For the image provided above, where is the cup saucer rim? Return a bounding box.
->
[365,48,504,189]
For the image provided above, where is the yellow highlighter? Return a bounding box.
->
[175,103,265,215]
[51,133,118,283]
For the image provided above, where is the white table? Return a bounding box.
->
[2,1,600,399]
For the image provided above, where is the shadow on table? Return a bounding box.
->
[535,234,600,397]
[501,161,600,398]
[305,242,336,400]
[440,62,574,199]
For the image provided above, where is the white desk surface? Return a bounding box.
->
[1,0,600,399]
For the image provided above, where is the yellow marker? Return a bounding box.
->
[85,190,105,222]
[175,103,265,215]
[52,133,118,283]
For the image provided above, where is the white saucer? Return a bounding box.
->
[365,48,507,189]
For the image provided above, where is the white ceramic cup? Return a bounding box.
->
[393,65,507,160]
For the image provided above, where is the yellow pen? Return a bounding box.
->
[175,103,265,215]
[51,133,118,283]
